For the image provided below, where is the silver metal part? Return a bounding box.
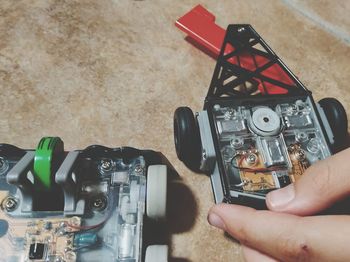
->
[197,111,216,172]
[216,108,246,136]
[249,107,281,136]
[98,159,114,175]
[246,153,258,166]
[210,164,224,204]
[257,136,291,168]
[316,103,335,145]
[230,136,244,149]
[3,196,17,212]
[118,224,136,259]
[91,195,107,211]
[295,131,308,143]
[229,190,265,200]
[283,100,313,128]
[134,165,143,174]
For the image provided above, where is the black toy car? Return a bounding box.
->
[174,7,348,208]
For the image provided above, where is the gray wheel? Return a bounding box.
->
[145,245,168,262]
[146,165,167,220]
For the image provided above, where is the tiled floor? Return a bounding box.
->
[0,1,349,261]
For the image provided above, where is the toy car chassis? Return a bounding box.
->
[0,137,168,262]
[173,5,348,208]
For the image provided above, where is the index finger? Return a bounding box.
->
[208,203,350,262]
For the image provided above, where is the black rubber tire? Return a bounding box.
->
[319,98,348,150]
[173,107,201,171]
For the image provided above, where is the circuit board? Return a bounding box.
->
[0,198,81,262]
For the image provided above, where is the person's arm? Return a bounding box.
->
[208,147,350,261]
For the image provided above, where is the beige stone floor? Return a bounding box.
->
[0,1,349,261]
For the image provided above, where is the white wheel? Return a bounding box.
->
[145,245,168,262]
[146,165,167,220]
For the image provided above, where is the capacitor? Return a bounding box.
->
[73,233,98,247]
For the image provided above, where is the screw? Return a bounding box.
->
[246,153,258,166]
[213,104,221,111]
[92,196,107,211]
[4,197,17,212]
[100,159,113,171]
[134,165,143,173]
[69,216,80,227]
[202,150,207,160]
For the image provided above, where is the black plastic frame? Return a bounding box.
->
[206,24,309,101]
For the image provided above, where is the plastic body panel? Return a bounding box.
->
[0,145,163,262]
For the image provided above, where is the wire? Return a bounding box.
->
[231,153,287,173]
[66,191,116,231]
[66,215,111,231]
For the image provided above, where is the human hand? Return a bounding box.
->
[208,147,350,262]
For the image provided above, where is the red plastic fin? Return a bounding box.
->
[175,5,226,57]
[176,5,298,95]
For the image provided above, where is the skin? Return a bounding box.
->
[207,147,350,262]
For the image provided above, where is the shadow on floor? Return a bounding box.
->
[143,153,197,262]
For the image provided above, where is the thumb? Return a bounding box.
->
[266,147,350,215]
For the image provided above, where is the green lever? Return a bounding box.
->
[33,137,64,190]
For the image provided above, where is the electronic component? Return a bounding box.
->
[249,107,281,136]
[257,136,291,168]
[237,153,277,191]
[73,233,98,248]
[214,99,330,197]
[216,107,247,138]
[29,243,46,260]
[288,143,309,183]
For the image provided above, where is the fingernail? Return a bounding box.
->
[267,184,295,209]
[208,212,226,230]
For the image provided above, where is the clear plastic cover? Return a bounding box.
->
[0,154,146,262]
[213,97,331,199]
